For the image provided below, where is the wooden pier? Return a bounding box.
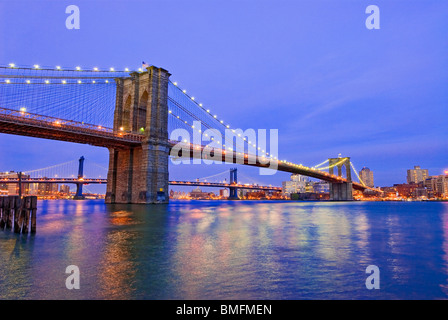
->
[0,196,37,234]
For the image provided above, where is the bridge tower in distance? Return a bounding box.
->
[328,157,353,201]
[74,156,85,200]
[228,168,239,200]
[105,66,171,204]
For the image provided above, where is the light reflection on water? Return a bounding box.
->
[0,200,448,299]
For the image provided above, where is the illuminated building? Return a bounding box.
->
[60,184,71,194]
[0,171,30,195]
[219,189,229,198]
[407,166,429,184]
[38,182,59,195]
[359,167,374,188]
[436,175,448,197]
[312,181,330,193]
[189,187,212,199]
[282,174,309,196]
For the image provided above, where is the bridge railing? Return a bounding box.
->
[0,107,143,143]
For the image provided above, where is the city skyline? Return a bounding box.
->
[0,1,447,188]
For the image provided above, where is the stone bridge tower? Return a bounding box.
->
[328,157,353,201]
[105,66,171,204]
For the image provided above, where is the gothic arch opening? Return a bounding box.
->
[122,95,132,131]
[137,90,148,132]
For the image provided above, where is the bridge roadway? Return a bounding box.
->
[0,108,380,193]
[0,178,281,191]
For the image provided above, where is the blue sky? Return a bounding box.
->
[0,0,447,190]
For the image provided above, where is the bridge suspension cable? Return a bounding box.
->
[317,158,348,171]
[168,81,274,159]
[12,158,107,179]
[0,65,130,128]
[312,159,329,169]
[196,170,231,181]
[350,162,366,186]
[22,160,78,178]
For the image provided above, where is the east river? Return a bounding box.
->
[1,200,447,299]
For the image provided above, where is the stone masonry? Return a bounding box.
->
[105,66,171,204]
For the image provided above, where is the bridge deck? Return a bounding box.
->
[0,178,281,191]
[0,107,142,148]
[0,109,380,193]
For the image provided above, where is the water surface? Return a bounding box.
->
[1,200,447,299]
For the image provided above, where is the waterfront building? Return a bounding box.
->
[190,187,212,199]
[436,175,448,197]
[0,171,30,195]
[312,181,330,193]
[219,189,229,198]
[282,174,309,196]
[359,167,374,187]
[38,182,59,196]
[407,166,429,184]
[60,185,71,194]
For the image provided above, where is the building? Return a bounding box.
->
[219,189,229,198]
[282,174,309,196]
[60,185,71,194]
[407,166,429,184]
[394,183,421,198]
[169,190,189,199]
[0,171,30,195]
[38,182,59,196]
[436,175,448,197]
[359,167,374,188]
[312,181,330,193]
[189,187,212,199]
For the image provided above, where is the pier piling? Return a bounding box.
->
[0,196,37,234]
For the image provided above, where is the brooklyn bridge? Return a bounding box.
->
[0,64,381,203]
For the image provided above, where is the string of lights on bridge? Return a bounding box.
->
[168,81,372,187]
[170,80,277,160]
[167,107,362,184]
[1,63,370,188]
[4,63,146,73]
[2,63,147,85]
